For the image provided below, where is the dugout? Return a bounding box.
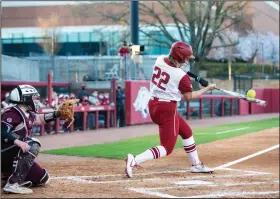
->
[1,81,70,101]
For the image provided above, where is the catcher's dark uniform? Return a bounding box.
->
[1,106,49,187]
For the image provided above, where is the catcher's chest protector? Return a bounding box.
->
[1,106,35,139]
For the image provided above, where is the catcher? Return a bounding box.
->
[1,85,78,194]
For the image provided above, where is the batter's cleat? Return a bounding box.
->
[125,154,136,178]
[190,162,214,173]
[3,183,33,194]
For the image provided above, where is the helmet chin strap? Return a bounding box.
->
[27,105,33,112]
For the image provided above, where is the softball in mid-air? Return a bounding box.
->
[247,89,256,98]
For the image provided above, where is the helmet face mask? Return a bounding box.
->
[31,94,41,112]
[9,85,40,112]
[22,94,40,112]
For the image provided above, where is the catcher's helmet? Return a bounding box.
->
[169,42,195,64]
[9,85,40,112]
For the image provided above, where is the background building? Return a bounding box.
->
[1,1,279,57]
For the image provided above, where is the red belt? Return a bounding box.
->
[151,97,177,103]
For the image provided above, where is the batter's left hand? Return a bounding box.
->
[207,83,216,91]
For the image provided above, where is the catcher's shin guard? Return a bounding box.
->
[7,138,41,185]
[33,169,50,187]
[1,173,9,188]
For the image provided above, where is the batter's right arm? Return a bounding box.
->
[179,74,215,101]
[183,84,216,101]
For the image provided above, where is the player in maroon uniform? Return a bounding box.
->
[1,85,63,194]
[125,42,216,178]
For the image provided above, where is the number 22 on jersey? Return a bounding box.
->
[151,66,170,91]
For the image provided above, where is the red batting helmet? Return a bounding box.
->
[169,42,195,63]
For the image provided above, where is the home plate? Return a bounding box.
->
[175,180,214,185]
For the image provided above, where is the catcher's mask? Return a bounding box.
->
[9,85,41,112]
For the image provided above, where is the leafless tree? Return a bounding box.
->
[70,2,130,53]
[37,13,61,56]
[37,12,61,96]
[71,1,248,58]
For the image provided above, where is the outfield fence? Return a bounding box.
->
[32,87,279,136]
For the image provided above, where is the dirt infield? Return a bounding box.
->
[2,114,279,198]
[38,113,279,151]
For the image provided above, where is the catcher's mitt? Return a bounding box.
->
[57,99,79,128]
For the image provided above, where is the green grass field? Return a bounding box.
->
[42,118,279,159]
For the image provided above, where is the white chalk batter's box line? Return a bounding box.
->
[51,143,278,181]
[50,167,270,184]
[50,166,271,181]
[127,144,279,198]
[49,144,279,198]
[126,171,279,198]
[132,181,280,190]
[51,143,278,182]
[129,189,280,198]
[129,177,280,198]
[129,179,280,191]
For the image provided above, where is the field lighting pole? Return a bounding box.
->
[130,1,139,79]
[130,1,139,45]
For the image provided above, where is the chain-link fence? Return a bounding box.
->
[2,55,40,81]
[2,54,279,83]
[2,54,157,82]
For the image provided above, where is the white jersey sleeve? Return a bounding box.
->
[150,55,188,101]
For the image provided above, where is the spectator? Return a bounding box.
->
[98,92,106,105]
[81,95,90,106]
[104,93,110,105]
[42,99,49,107]
[97,92,106,125]
[87,91,99,130]
[75,84,89,130]
[116,84,125,127]
[70,93,76,99]
[88,91,107,129]
[64,94,70,100]
[77,84,89,102]
[89,90,100,106]
[58,94,65,105]
[51,92,58,109]
[118,41,130,57]
[118,41,131,79]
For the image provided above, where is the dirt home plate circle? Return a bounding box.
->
[247,89,256,98]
